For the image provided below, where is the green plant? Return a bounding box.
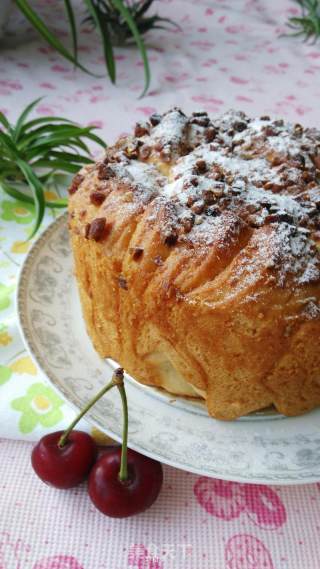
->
[13,0,175,95]
[0,98,105,238]
[85,0,178,47]
[286,0,320,42]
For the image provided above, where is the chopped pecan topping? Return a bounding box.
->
[302,170,314,183]
[270,155,284,167]
[180,212,195,233]
[160,148,172,162]
[130,246,144,261]
[124,144,139,160]
[192,111,208,117]
[312,155,320,169]
[97,163,115,180]
[265,212,295,224]
[154,141,164,152]
[264,126,278,137]
[140,145,151,160]
[69,174,84,195]
[233,121,247,132]
[86,217,109,241]
[202,189,216,205]
[164,232,178,246]
[212,183,225,197]
[191,200,205,214]
[194,159,207,174]
[150,113,162,126]
[134,123,149,137]
[186,193,197,207]
[118,276,128,290]
[191,116,210,127]
[90,191,106,206]
[260,115,270,121]
[206,205,221,217]
[247,214,262,228]
[205,127,217,143]
[154,255,164,266]
[294,123,304,135]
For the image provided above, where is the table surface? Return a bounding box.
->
[1,1,320,567]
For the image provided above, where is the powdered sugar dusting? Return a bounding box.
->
[90,108,320,289]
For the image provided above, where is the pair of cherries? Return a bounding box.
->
[31,369,163,518]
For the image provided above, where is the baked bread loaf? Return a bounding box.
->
[68,109,320,420]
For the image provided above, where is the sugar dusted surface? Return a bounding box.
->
[77,108,320,289]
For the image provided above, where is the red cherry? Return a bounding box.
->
[88,446,163,517]
[31,430,97,489]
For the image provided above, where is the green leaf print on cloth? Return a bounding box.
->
[11,383,64,434]
[0,365,12,385]
[1,199,35,224]
[0,283,15,311]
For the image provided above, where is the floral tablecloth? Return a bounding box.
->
[1,1,320,567]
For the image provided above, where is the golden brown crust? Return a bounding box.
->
[68,108,320,420]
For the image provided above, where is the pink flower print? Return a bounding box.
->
[88,120,104,128]
[128,545,148,566]
[39,82,56,90]
[128,544,163,569]
[225,535,274,569]
[36,103,64,116]
[192,95,223,106]
[236,95,253,103]
[32,555,84,569]
[0,80,22,91]
[190,40,215,50]
[230,76,249,85]
[194,478,246,521]
[243,485,286,530]
[136,106,157,117]
[0,532,30,569]
[51,65,70,73]
[308,52,320,59]
[295,105,312,116]
[225,25,249,34]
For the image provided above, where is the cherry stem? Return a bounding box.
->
[116,376,129,483]
[58,369,124,448]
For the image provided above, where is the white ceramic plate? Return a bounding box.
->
[17,213,320,484]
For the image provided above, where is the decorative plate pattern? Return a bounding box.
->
[17,214,320,484]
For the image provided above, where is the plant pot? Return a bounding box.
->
[0,0,13,39]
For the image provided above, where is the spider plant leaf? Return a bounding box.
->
[0,110,11,131]
[25,138,91,161]
[63,0,78,60]
[83,0,116,82]
[0,130,19,158]
[109,0,151,96]
[0,179,34,205]
[45,198,68,208]
[135,0,154,18]
[47,150,93,164]
[31,159,81,174]
[18,125,94,150]
[13,97,43,142]
[19,116,75,135]
[14,0,95,76]
[16,159,45,238]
